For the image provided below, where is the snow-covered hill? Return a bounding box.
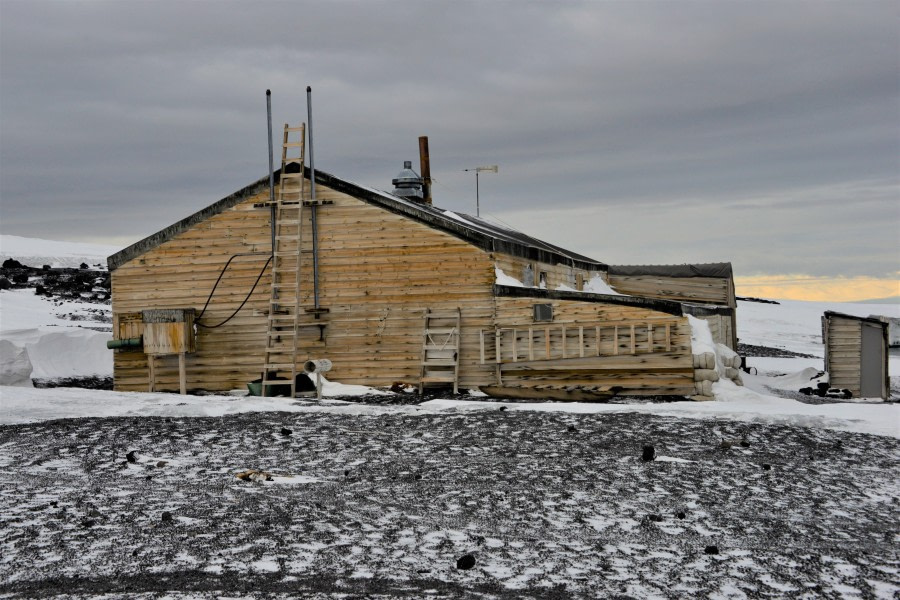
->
[0,234,120,270]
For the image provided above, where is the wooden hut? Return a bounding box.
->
[822,311,889,399]
[107,136,720,400]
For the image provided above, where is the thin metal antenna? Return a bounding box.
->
[464,165,498,217]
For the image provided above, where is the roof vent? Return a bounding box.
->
[392,161,424,201]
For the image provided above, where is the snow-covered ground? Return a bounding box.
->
[0,237,898,598]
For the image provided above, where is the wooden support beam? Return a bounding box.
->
[179,352,187,395]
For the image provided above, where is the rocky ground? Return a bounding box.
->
[0,260,110,305]
[1,409,897,599]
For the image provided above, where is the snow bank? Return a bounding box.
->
[1,289,112,380]
[583,275,624,296]
[1,328,111,378]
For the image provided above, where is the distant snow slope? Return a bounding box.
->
[0,234,120,269]
[738,298,899,356]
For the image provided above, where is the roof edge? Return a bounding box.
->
[313,170,606,271]
[608,263,733,279]
[107,165,607,273]
[824,311,890,327]
[107,173,273,271]
[493,284,684,316]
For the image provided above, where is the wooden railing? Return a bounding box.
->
[480,319,680,365]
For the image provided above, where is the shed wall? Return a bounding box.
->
[824,316,862,394]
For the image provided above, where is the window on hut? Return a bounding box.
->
[534,304,553,322]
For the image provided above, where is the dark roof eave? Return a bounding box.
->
[312,169,606,272]
[107,173,273,271]
[492,284,684,316]
[824,311,890,327]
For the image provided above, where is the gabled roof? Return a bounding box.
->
[108,166,606,272]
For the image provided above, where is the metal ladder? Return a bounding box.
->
[261,123,306,397]
[419,307,461,394]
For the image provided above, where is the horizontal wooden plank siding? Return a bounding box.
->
[607,274,733,306]
[490,296,695,397]
[112,186,273,392]
[824,314,862,395]
[112,178,498,392]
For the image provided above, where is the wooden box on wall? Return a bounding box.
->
[141,309,196,355]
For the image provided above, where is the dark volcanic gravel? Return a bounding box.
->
[0,410,897,599]
[738,343,818,359]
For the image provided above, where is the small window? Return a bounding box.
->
[539,271,547,289]
[534,304,553,322]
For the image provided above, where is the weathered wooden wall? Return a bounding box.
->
[287,185,497,389]
[607,273,734,306]
[824,315,862,394]
[493,254,600,291]
[486,296,695,397]
[111,178,501,392]
[111,186,274,391]
[608,273,737,349]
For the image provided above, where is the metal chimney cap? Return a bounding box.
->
[392,161,423,187]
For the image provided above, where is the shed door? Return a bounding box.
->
[859,323,884,398]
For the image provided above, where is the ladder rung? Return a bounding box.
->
[285,126,305,132]
[283,142,304,147]
[263,363,296,370]
[422,360,458,366]
[421,376,457,383]
[276,219,302,225]
[426,328,457,334]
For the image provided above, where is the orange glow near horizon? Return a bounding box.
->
[735,275,900,302]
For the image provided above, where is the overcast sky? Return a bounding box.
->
[1,1,897,299]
